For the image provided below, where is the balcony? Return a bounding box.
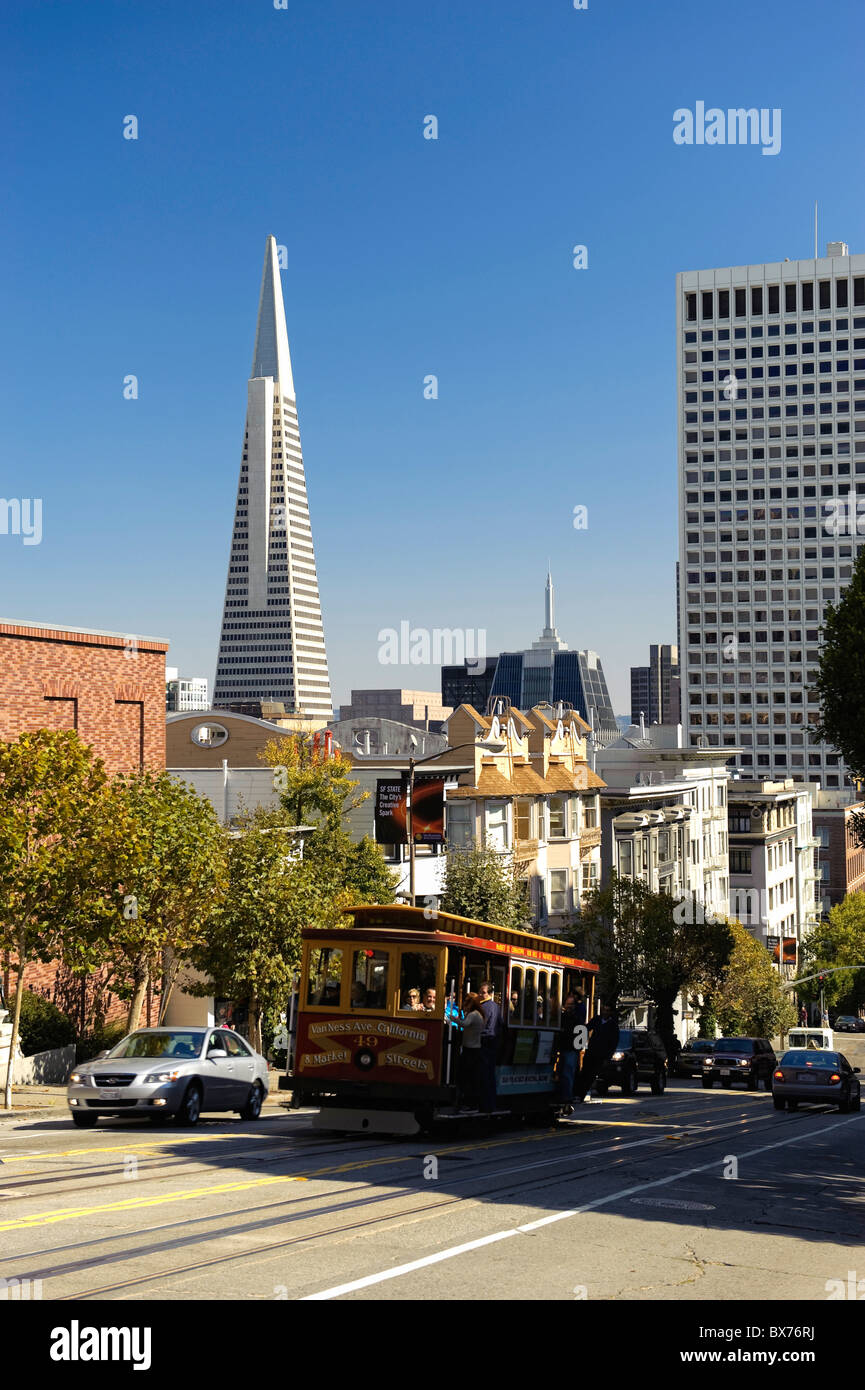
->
[579,826,602,854]
[513,838,539,864]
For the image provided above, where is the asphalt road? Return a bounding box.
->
[1,1037,863,1303]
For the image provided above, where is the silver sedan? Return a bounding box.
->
[67,1027,270,1128]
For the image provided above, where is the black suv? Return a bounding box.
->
[702,1037,776,1090]
[595,1029,668,1096]
[675,1038,716,1078]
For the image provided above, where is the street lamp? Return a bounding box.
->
[407,734,506,904]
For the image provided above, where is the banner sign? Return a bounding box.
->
[374,776,445,845]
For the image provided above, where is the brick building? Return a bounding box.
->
[807,785,865,915]
[0,619,169,1030]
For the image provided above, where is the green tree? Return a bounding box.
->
[258,736,368,828]
[68,772,228,1031]
[813,545,865,783]
[189,804,395,1052]
[800,892,865,1012]
[715,920,797,1038]
[440,843,530,930]
[565,878,734,1051]
[0,730,109,1108]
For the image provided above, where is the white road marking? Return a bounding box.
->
[303,1112,863,1299]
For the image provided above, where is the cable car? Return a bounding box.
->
[283,904,598,1135]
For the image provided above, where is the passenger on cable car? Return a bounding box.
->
[401,989,423,1011]
[458,994,484,1109]
[478,981,504,1111]
[421,986,437,1013]
[350,981,368,1009]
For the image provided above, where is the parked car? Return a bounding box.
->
[67,1027,269,1128]
[702,1037,776,1090]
[675,1037,716,1078]
[834,1015,865,1034]
[595,1028,668,1096]
[772,1049,861,1112]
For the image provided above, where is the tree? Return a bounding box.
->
[565,877,734,1051]
[800,892,865,1012]
[813,544,865,783]
[715,920,797,1038]
[440,844,530,930]
[0,730,109,1108]
[258,735,368,828]
[68,772,228,1031]
[189,804,395,1052]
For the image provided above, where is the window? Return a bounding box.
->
[509,965,523,1023]
[548,796,568,838]
[549,869,569,914]
[486,802,509,850]
[190,721,229,748]
[398,951,438,1011]
[619,840,633,875]
[446,800,474,848]
[350,949,389,1010]
[729,849,752,874]
[306,947,343,1007]
[514,798,534,842]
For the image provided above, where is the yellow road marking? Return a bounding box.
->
[0,1134,267,1164]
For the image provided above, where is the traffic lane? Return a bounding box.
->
[0,1094,771,1298]
[292,1107,865,1302]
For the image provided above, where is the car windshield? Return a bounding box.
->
[684,1039,714,1052]
[781,1050,840,1068]
[107,1031,202,1059]
[714,1038,754,1054]
[616,1030,633,1048]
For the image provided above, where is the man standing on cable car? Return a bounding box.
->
[478,980,503,1112]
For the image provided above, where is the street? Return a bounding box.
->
[1,1037,863,1303]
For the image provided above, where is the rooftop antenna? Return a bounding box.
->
[814,201,818,259]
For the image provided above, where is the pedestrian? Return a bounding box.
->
[573,1002,620,1104]
[666,1034,682,1078]
[478,980,503,1112]
[558,993,582,1112]
[457,993,484,1109]
[799,1004,807,1026]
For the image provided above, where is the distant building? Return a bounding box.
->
[166,669,209,712]
[727,779,818,974]
[441,657,498,713]
[338,688,452,732]
[629,644,679,725]
[330,715,446,760]
[806,784,865,915]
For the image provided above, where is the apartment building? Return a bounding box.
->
[727,779,818,972]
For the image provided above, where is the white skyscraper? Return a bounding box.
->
[214,237,333,718]
[677,242,865,787]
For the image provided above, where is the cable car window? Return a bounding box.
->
[536,972,550,1026]
[509,966,523,1023]
[549,973,561,1028]
[399,951,437,1012]
[306,947,343,1007]
[350,950,389,1010]
[524,969,537,1025]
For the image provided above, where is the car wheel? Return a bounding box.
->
[650,1067,665,1095]
[786,1099,799,1111]
[747,1072,759,1090]
[702,1077,714,1089]
[239,1081,264,1121]
[852,1090,861,1113]
[175,1083,202,1127]
[594,1080,608,1096]
[839,1093,851,1114]
[71,1111,98,1128]
[622,1069,638,1096]
[773,1095,785,1110]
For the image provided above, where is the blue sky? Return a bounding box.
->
[2,0,863,712]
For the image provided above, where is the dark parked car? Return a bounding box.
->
[595,1029,668,1096]
[772,1050,861,1112]
[834,1015,865,1034]
[702,1037,776,1090]
[675,1037,716,1078]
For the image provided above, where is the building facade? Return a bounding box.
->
[677,242,865,786]
[213,236,332,719]
[338,688,452,731]
[807,785,865,915]
[166,669,209,712]
[629,644,680,725]
[727,779,818,973]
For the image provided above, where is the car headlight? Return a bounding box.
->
[702,1057,713,1066]
[738,1059,750,1066]
[143,1069,182,1084]
[611,1051,624,1061]
[69,1072,84,1083]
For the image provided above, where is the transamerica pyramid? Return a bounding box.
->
[213,236,333,719]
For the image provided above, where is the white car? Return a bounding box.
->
[67,1027,269,1128]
